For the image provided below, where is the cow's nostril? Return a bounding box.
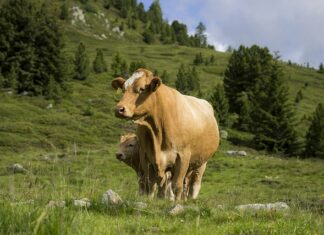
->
[119,107,125,113]
[116,153,123,159]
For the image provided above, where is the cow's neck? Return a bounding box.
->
[146,85,175,150]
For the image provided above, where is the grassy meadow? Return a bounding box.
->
[1,1,324,234]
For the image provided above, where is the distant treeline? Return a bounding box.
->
[102,0,213,48]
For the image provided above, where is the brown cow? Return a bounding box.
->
[112,68,219,201]
[115,132,206,200]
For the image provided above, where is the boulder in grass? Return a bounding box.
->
[8,163,27,174]
[169,204,185,216]
[226,150,237,156]
[133,202,148,209]
[237,150,247,157]
[74,198,91,208]
[235,202,289,212]
[47,200,66,208]
[102,189,123,206]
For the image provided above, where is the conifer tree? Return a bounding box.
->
[193,53,204,65]
[209,84,229,127]
[160,70,170,85]
[195,22,207,48]
[136,3,147,22]
[235,92,252,131]
[175,64,187,93]
[295,89,303,103]
[147,0,163,34]
[129,60,146,74]
[304,103,324,158]
[175,64,200,95]
[74,42,90,80]
[60,3,69,20]
[143,28,155,44]
[111,52,128,77]
[224,45,273,113]
[93,49,107,74]
[250,61,300,154]
[318,62,324,74]
[0,0,67,97]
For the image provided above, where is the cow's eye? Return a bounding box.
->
[138,87,145,93]
[127,143,134,147]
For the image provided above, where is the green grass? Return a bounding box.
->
[1,144,323,234]
[1,1,324,234]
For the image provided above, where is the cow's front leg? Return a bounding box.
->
[172,152,190,201]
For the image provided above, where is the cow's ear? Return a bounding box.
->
[150,77,162,92]
[112,77,125,90]
[120,135,126,143]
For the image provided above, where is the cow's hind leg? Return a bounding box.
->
[188,162,207,199]
[172,152,190,201]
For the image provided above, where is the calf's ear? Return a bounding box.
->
[111,77,125,90]
[120,135,126,143]
[150,77,162,92]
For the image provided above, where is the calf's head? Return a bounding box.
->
[111,68,161,119]
[116,133,138,166]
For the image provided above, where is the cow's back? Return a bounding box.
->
[156,86,219,166]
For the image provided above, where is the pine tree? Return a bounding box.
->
[295,89,303,103]
[4,61,18,90]
[195,22,207,48]
[143,29,155,44]
[318,62,324,74]
[59,3,69,20]
[74,42,90,80]
[175,64,200,95]
[111,52,128,77]
[250,61,300,154]
[193,53,204,65]
[175,64,187,93]
[136,3,147,22]
[171,21,189,46]
[93,49,107,74]
[209,84,229,127]
[129,60,146,74]
[235,92,252,131]
[304,103,324,158]
[147,0,163,34]
[224,45,273,113]
[160,70,170,85]
[187,67,200,91]
[0,1,67,97]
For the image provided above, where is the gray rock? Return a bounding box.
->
[220,130,228,139]
[46,103,53,109]
[102,189,123,205]
[237,150,247,156]
[22,91,28,96]
[226,150,247,157]
[10,200,34,206]
[47,200,66,208]
[8,163,27,174]
[169,204,185,215]
[7,91,13,95]
[235,202,289,212]
[133,202,147,209]
[226,150,237,156]
[74,198,91,208]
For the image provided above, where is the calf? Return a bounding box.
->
[116,133,174,200]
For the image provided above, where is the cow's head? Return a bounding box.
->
[116,133,138,164]
[111,68,162,119]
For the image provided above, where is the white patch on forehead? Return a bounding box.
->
[124,71,144,89]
